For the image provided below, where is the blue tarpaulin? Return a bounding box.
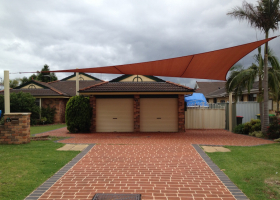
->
[185,93,209,107]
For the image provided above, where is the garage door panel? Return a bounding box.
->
[140,98,178,132]
[96,98,133,132]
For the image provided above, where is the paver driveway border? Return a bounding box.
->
[192,144,249,200]
[25,144,95,200]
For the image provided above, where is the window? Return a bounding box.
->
[220,100,225,103]
[248,94,256,101]
[35,98,40,107]
[213,98,217,103]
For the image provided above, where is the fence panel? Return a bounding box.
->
[236,102,260,123]
[185,105,225,129]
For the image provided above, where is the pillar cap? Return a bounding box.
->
[4,113,31,116]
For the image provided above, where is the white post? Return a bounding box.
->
[229,92,233,132]
[76,69,79,96]
[4,70,10,114]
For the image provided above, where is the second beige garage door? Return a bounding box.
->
[140,98,178,132]
[96,98,134,132]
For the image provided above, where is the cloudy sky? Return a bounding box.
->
[1,0,279,87]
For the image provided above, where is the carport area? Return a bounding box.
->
[26,129,274,200]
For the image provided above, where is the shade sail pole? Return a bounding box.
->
[76,69,79,96]
[229,92,233,132]
[4,70,10,114]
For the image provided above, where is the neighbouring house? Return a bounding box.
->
[195,81,277,113]
[79,74,194,133]
[0,73,103,123]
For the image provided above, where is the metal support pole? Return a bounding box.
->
[229,92,233,132]
[76,69,79,96]
[4,70,10,114]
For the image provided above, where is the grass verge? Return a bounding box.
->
[0,138,79,200]
[206,143,280,200]
[31,124,66,135]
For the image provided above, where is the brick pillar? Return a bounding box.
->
[134,95,140,132]
[178,94,185,132]
[0,113,31,144]
[90,95,96,132]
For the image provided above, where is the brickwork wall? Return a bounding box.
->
[90,95,96,132]
[178,94,185,132]
[134,95,140,132]
[42,98,68,123]
[0,113,31,144]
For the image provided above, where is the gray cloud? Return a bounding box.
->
[0,0,279,88]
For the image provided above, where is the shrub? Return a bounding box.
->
[39,117,47,125]
[274,138,280,142]
[0,92,40,125]
[0,117,4,125]
[265,116,280,139]
[243,119,261,135]
[65,96,92,133]
[233,124,245,134]
[41,106,56,124]
[249,131,264,138]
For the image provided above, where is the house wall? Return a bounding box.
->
[134,95,140,132]
[217,97,228,103]
[207,94,259,103]
[41,98,68,123]
[178,94,185,132]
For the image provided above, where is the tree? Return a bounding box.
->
[227,0,280,133]
[3,78,21,88]
[226,46,280,129]
[37,65,57,82]
[20,76,29,85]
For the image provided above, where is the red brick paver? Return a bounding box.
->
[37,129,274,200]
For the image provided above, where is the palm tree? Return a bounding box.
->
[226,47,280,129]
[227,0,280,133]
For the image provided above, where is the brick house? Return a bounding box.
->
[0,73,102,123]
[79,75,194,133]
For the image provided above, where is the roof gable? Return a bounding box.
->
[60,73,102,81]
[15,80,49,89]
[110,75,165,82]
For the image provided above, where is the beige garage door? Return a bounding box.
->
[96,98,134,132]
[140,98,178,132]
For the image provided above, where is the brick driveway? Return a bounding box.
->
[34,129,274,200]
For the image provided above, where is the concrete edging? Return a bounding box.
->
[192,144,249,200]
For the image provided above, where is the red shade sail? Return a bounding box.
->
[37,37,277,81]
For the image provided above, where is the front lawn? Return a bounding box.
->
[0,138,79,200]
[30,124,66,135]
[207,143,280,200]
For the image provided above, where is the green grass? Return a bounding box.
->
[0,138,79,200]
[206,143,280,200]
[30,124,66,135]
